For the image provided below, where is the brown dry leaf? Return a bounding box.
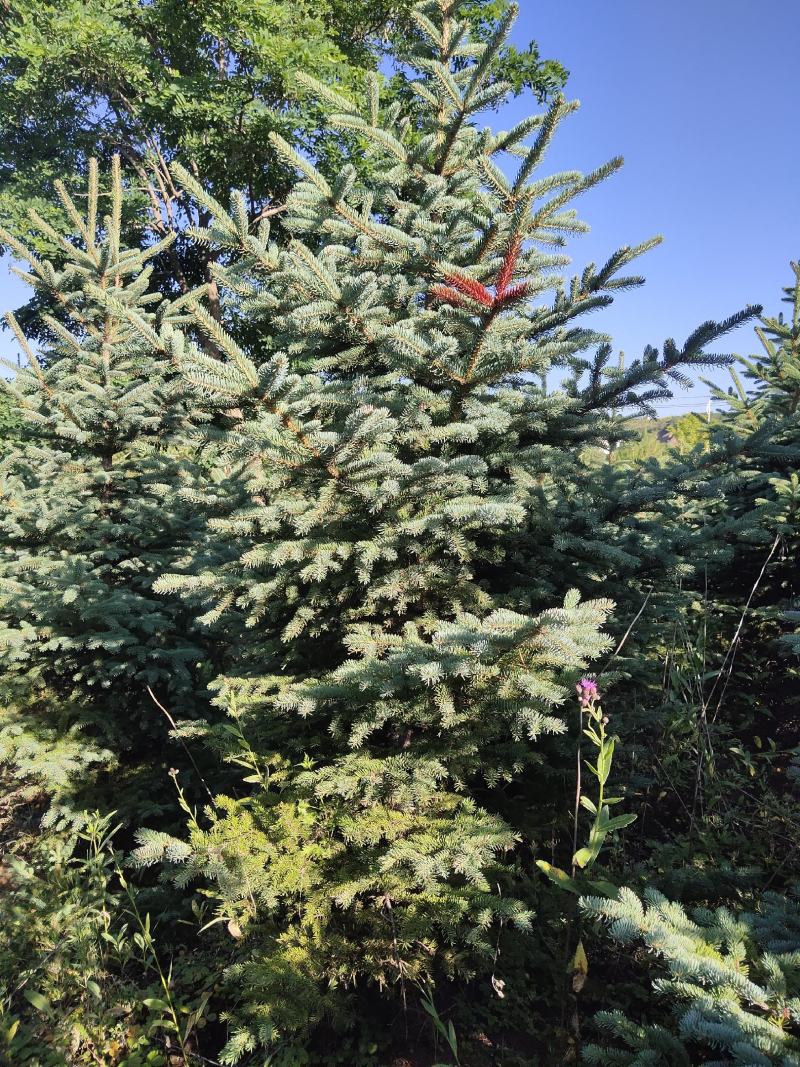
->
[569,940,589,993]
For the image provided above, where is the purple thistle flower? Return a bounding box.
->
[576,677,599,707]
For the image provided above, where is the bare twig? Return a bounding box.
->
[708,532,782,722]
[146,687,215,803]
[598,585,654,679]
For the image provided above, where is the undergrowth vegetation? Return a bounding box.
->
[0,3,798,1064]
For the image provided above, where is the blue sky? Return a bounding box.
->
[2,1,798,412]
[499,0,800,412]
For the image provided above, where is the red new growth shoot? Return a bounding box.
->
[429,283,471,307]
[496,282,531,307]
[432,237,529,312]
[495,236,522,298]
[441,274,495,307]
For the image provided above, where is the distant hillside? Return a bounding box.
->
[585,412,715,465]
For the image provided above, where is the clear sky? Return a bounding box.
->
[1,1,798,412]
[499,0,800,412]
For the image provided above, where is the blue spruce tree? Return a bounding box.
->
[0,158,212,818]
[130,1,756,1057]
[582,887,800,1066]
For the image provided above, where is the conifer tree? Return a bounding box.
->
[0,159,212,813]
[639,264,800,749]
[0,390,24,455]
[707,263,800,657]
[133,1,756,1055]
[582,887,800,1065]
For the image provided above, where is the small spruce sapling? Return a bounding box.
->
[707,263,800,657]
[0,158,211,812]
[581,887,800,1066]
